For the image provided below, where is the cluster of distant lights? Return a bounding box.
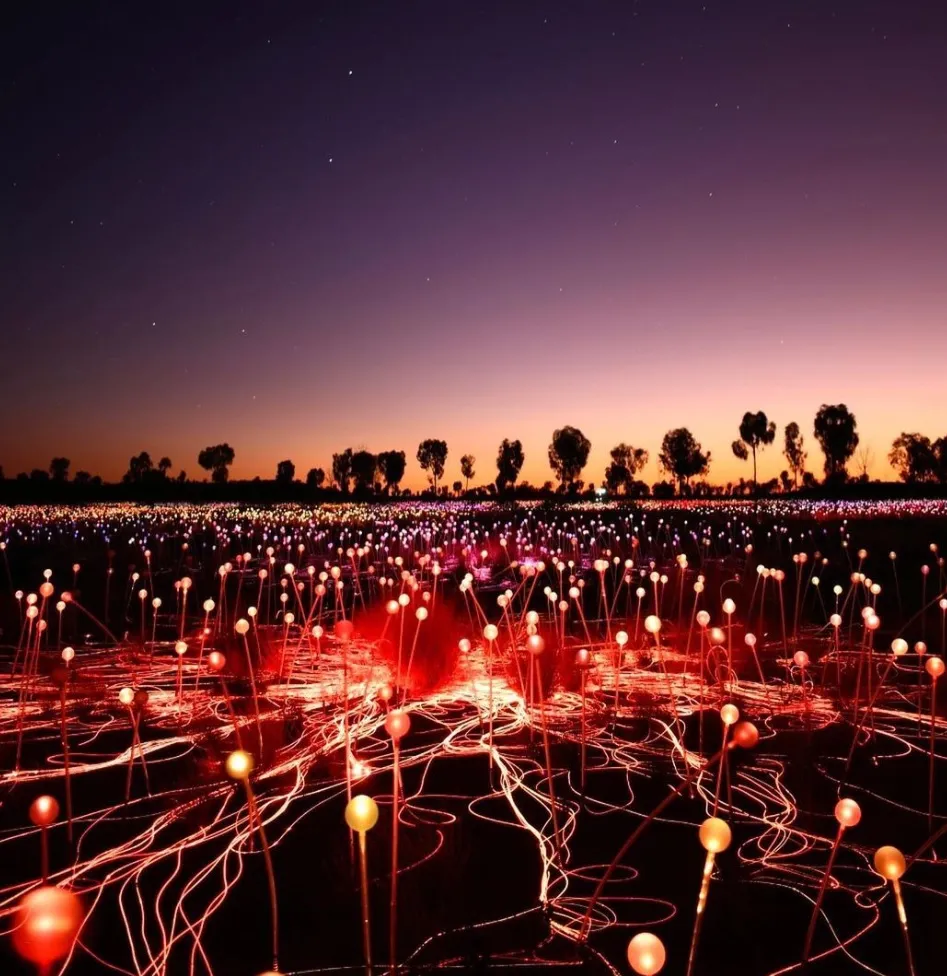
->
[1,501,946,975]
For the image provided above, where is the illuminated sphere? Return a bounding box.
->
[284,612,295,625]
[927,657,945,679]
[235,619,250,636]
[398,594,410,607]
[483,624,499,641]
[722,598,735,615]
[312,625,324,639]
[709,627,725,645]
[385,709,411,740]
[636,587,646,599]
[345,794,380,833]
[386,600,399,615]
[696,611,710,628]
[834,798,862,828]
[334,619,354,642]
[40,582,55,598]
[732,721,759,749]
[644,615,661,635]
[866,614,880,631]
[29,795,60,827]
[526,611,539,626]
[940,599,947,611]
[699,816,732,853]
[415,607,428,621]
[203,599,215,613]
[793,651,809,669]
[207,651,226,672]
[118,687,135,706]
[174,640,188,656]
[12,886,83,966]
[569,587,580,600]
[830,614,842,628]
[379,684,393,702]
[527,634,545,655]
[61,647,75,663]
[774,570,785,582]
[226,750,254,780]
[627,932,666,975]
[616,630,629,647]
[744,633,756,648]
[248,606,258,618]
[873,845,906,880]
[914,641,927,656]
[890,638,908,656]
[694,581,704,594]
[575,648,591,668]
[720,704,739,726]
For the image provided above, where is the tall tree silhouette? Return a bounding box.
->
[197,444,235,484]
[731,411,776,496]
[813,404,858,482]
[460,454,476,491]
[158,457,172,478]
[604,443,648,494]
[49,457,71,481]
[378,450,406,494]
[124,452,153,484]
[659,428,711,493]
[889,433,938,483]
[417,439,448,493]
[275,459,296,484]
[783,422,807,488]
[305,467,326,489]
[495,439,524,492]
[332,449,354,494]
[351,450,379,493]
[548,426,591,490]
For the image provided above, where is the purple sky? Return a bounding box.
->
[3,1,946,488]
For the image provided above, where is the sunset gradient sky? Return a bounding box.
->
[3,2,946,489]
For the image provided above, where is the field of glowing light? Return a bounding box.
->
[0,500,945,976]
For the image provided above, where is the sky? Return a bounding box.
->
[3,1,946,489]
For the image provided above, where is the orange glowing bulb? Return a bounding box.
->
[627,932,666,975]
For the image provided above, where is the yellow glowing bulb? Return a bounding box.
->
[345,794,380,833]
[226,750,254,780]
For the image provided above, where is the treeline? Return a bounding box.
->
[3,406,947,503]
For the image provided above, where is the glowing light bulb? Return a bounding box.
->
[226,750,254,780]
[699,816,732,853]
[834,798,861,828]
[627,932,666,975]
[345,794,380,833]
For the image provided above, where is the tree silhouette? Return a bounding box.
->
[495,439,524,493]
[731,411,776,496]
[73,470,92,486]
[604,443,648,494]
[49,457,71,481]
[197,444,235,484]
[548,426,591,489]
[275,459,296,484]
[889,433,938,483]
[351,450,378,493]
[378,450,406,494]
[783,422,807,488]
[934,437,947,484]
[813,404,858,482]
[452,480,463,495]
[659,428,711,493]
[332,449,354,494]
[417,439,448,493]
[305,467,326,489]
[124,452,154,484]
[158,457,172,478]
[460,454,476,491]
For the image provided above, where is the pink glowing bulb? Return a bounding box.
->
[627,932,666,975]
[526,634,545,655]
[927,657,945,679]
[720,704,739,726]
[793,651,809,669]
[385,709,411,740]
[13,886,83,967]
[834,798,862,828]
[29,795,60,827]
